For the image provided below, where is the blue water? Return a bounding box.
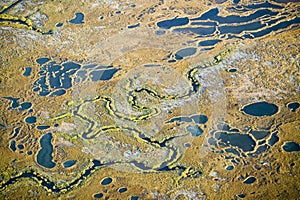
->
[23,67,32,77]
[37,133,56,168]
[36,125,50,130]
[219,21,265,34]
[56,22,63,27]
[241,101,278,116]
[198,39,221,46]
[250,130,269,140]
[287,102,299,112]
[217,132,256,152]
[243,177,256,184]
[186,125,203,137]
[36,57,50,65]
[62,160,77,168]
[19,102,32,111]
[128,23,140,29]
[69,13,84,24]
[9,141,16,151]
[157,17,189,29]
[17,144,24,150]
[173,26,216,36]
[90,68,120,82]
[101,177,112,185]
[267,131,279,146]
[282,142,300,152]
[190,114,208,124]
[3,97,19,108]
[228,68,237,73]
[25,116,36,124]
[93,193,103,198]
[118,187,127,193]
[226,166,234,170]
[130,196,139,200]
[175,47,197,60]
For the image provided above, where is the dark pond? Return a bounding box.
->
[62,160,77,168]
[287,102,299,112]
[190,114,208,124]
[37,133,56,168]
[166,116,192,123]
[226,166,234,170]
[9,141,16,151]
[19,102,32,111]
[23,67,32,77]
[282,142,300,152]
[186,125,203,137]
[175,47,197,60]
[118,187,127,193]
[219,21,265,34]
[25,116,36,124]
[130,196,139,200]
[243,176,256,184]
[237,194,246,198]
[216,132,256,152]
[241,101,278,116]
[69,13,84,24]
[252,17,300,38]
[128,23,140,29]
[17,144,24,150]
[228,68,237,73]
[198,39,221,46]
[93,193,103,198]
[37,125,50,130]
[249,130,269,140]
[245,1,283,9]
[90,68,120,82]
[101,177,112,185]
[267,131,279,146]
[56,22,63,27]
[3,97,19,109]
[157,17,189,29]
[173,26,216,36]
[36,57,50,65]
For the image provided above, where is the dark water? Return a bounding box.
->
[175,47,197,60]
[9,141,16,151]
[186,125,203,136]
[23,67,32,77]
[36,57,50,65]
[243,176,256,184]
[282,142,300,152]
[19,102,32,111]
[241,101,278,116]
[118,187,128,193]
[101,177,112,185]
[62,160,76,168]
[216,132,256,152]
[198,39,221,46]
[25,116,36,124]
[287,102,299,112]
[90,68,120,82]
[69,13,84,24]
[93,193,103,198]
[250,130,269,140]
[128,23,140,29]
[36,133,56,168]
[3,97,20,109]
[190,114,208,124]
[36,125,50,130]
[56,22,63,27]
[157,17,189,29]
[226,165,234,170]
